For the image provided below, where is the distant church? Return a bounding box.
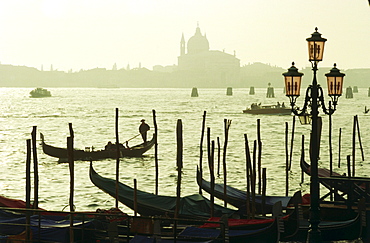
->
[177,24,240,86]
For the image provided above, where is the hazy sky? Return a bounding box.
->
[0,0,369,71]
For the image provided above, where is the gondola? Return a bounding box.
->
[89,162,238,219]
[178,218,281,243]
[41,133,155,161]
[0,208,96,242]
[0,210,97,242]
[130,218,280,243]
[131,201,288,243]
[196,168,292,214]
[281,204,364,242]
[300,159,369,201]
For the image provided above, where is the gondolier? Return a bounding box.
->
[139,119,150,143]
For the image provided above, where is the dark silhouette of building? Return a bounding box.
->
[177,24,240,87]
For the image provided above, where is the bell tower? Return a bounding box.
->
[180,33,185,56]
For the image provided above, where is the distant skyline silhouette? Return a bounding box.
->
[0,0,369,71]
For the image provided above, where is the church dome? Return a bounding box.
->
[187,26,209,54]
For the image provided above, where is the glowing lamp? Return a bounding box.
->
[325,63,345,97]
[282,62,304,97]
[306,27,327,62]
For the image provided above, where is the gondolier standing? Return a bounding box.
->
[139,119,150,143]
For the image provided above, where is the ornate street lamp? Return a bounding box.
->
[306,27,327,62]
[325,63,346,102]
[282,28,345,243]
[283,62,304,98]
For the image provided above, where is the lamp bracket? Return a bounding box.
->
[289,85,337,117]
[318,86,337,115]
[289,85,312,116]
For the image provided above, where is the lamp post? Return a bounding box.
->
[282,28,345,243]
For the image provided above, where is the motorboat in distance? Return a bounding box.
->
[30,88,51,98]
[243,102,291,115]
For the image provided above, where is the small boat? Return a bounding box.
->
[243,103,291,115]
[41,133,155,161]
[196,168,293,214]
[89,162,238,219]
[29,88,51,98]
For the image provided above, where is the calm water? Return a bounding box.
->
[0,87,369,216]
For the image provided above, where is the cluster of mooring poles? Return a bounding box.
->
[16,90,370,242]
[197,111,270,219]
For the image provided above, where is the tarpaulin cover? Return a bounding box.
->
[200,217,275,228]
[0,209,93,243]
[179,225,272,238]
[178,226,220,239]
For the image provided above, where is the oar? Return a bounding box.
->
[125,133,141,142]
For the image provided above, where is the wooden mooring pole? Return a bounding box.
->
[251,140,257,218]
[175,119,183,218]
[262,168,267,217]
[301,135,305,185]
[285,122,289,197]
[115,108,120,209]
[289,116,296,171]
[347,155,351,178]
[191,87,199,97]
[356,115,365,162]
[226,87,233,96]
[338,128,342,168]
[69,123,74,138]
[134,179,138,216]
[223,119,231,207]
[217,137,221,177]
[257,119,262,195]
[198,111,206,194]
[67,136,74,213]
[152,109,159,195]
[31,126,39,210]
[26,139,31,242]
[244,134,251,218]
[208,135,215,217]
[67,136,74,243]
[352,115,356,177]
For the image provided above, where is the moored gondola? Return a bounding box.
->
[281,202,365,242]
[178,217,281,243]
[300,159,370,201]
[196,168,292,214]
[89,162,237,219]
